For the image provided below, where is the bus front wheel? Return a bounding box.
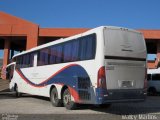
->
[14,85,21,97]
[62,88,77,110]
[50,87,62,107]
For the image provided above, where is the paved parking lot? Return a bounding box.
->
[0,92,160,120]
[0,79,160,120]
[0,79,9,91]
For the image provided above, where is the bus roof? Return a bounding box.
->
[148,68,160,74]
[12,26,142,58]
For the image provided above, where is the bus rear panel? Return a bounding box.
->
[96,27,147,104]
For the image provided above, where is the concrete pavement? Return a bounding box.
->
[0,93,160,120]
[0,79,9,92]
[0,80,160,120]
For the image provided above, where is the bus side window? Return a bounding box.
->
[71,40,79,61]
[79,34,96,60]
[30,53,35,67]
[55,45,63,64]
[6,64,15,80]
[10,65,15,79]
[38,48,49,66]
[63,42,72,62]
[49,46,56,64]
[151,74,160,81]
[15,56,21,69]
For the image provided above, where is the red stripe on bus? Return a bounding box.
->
[16,64,79,87]
[39,64,78,85]
[16,64,80,101]
[68,86,80,102]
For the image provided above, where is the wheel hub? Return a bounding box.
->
[64,94,71,105]
[53,93,57,102]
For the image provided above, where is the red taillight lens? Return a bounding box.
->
[144,68,147,89]
[97,66,107,89]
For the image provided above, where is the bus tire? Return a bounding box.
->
[148,87,157,96]
[62,88,77,110]
[50,87,62,107]
[15,85,21,98]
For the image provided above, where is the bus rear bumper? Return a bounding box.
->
[96,88,147,104]
[100,98,145,104]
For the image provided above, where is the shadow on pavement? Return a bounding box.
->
[32,95,160,115]
[0,91,160,115]
[90,97,160,115]
[0,89,16,99]
[0,90,50,101]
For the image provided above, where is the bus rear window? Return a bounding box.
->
[104,28,146,59]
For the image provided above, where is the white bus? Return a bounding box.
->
[9,26,147,109]
[147,68,160,95]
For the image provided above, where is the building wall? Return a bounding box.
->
[0,59,3,67]
[0,12,160,70]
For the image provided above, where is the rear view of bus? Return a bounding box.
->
[97,27,147,104]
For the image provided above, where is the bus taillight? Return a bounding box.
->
[97,66,107,89]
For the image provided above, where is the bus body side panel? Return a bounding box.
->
[147,69,160,93]
[10,62,98,104]
[9,26,147,105]
[9,28,104,105]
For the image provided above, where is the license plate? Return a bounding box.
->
[121,81,133,88]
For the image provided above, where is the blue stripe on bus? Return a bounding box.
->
[16,64,90,89]
[16,64,109,104]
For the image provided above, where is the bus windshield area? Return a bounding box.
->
[147,74,160,81]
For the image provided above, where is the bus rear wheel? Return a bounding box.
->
[50,87,62,107]
[62,88,77,110]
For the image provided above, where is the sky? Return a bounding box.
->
[0,0,160,59]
